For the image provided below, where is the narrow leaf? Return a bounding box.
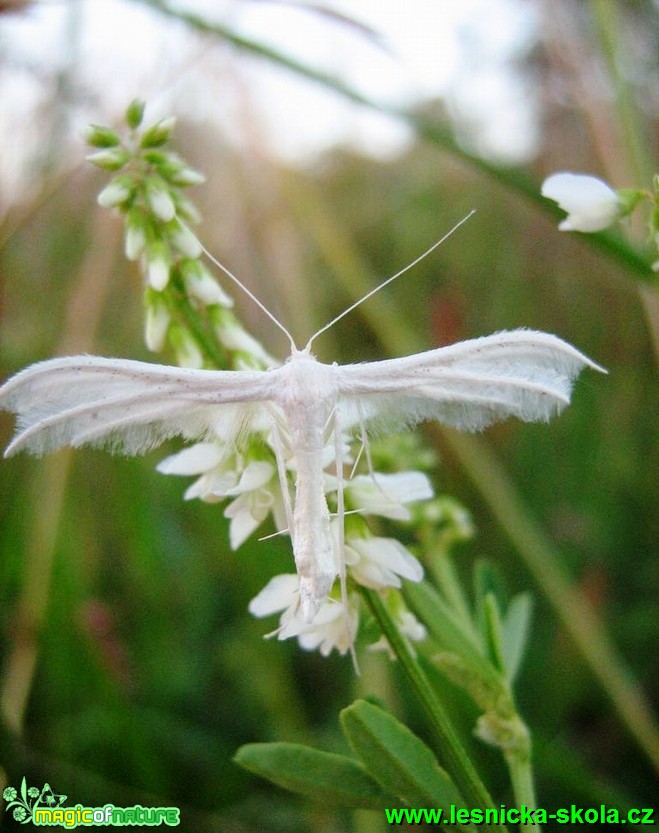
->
[482,593,507,676]
[340,700,467,811]
[501,592,533,683]
[234,742,394,809]
[404,581,500,690]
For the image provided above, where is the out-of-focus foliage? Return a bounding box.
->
[0,1,657,831]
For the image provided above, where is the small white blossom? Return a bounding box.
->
[158,444,279,548]
[344,534,424,590]
[248,573,358,656]
[223,460,277,548]
[541,172,620,232]
[157,441,226,477]
[347,471,433,521]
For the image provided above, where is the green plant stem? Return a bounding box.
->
[361,588,508,833]
[438,429,659,775]
[289,176,659,773]
[140,0,654,286]
[423,542,476,639]
[168,287,226,368]
[589,0,654,186]
[505,739,540,833]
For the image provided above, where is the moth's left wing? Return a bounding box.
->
[0,355,281,457]
[334,330,605,432]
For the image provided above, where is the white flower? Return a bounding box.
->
[157,444,278,548]
[248,573,358,656]
[223,461,277,548]
[343,534,424,590]
[369,608,427,655]
[541,172,620,232]
[347,471,433,521]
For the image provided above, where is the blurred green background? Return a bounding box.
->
[0,1,657,830]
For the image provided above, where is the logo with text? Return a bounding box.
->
[2,778,180,827]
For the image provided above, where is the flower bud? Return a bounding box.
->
[124,207,148,261]
[167,221,202,258]
[180,259,233,307]
[83,124,121,148]
[145,177,176,222]
[97,174,135,208]
[140,116,177,149]
[86,147,130,171]
[541,172,620,232]
[145,240,171,290]
[144,290,171,352]
[170,167,205,187]
[125,98,145,129]
[170,325,204,369]
[211,308,275,367]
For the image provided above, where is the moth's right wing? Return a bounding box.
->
[334,330,605,433]
[0,355,282,457]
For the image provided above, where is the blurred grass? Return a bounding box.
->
[1,1,658,831]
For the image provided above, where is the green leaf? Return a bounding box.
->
[234,742,394,809]
[340,700,466,811]
[482,593,507,676]
[501,592,533,683]
[403,581,496,684]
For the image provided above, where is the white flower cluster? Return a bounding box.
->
[158,429,430,657]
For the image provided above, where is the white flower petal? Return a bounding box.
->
[226,460,274,495]
[347,537,423,589]
[248,574,298,617]
[224,501,265,550]
[348,471,433,520]
[184,469,237,501]
[156,442,225,475]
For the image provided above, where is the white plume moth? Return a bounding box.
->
[0,214,605,636]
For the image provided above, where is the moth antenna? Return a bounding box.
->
[305,210,476,351]
[187,224,298,353]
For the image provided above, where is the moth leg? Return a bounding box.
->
[267,410,295,548]
[334,405,359,672]
[355,399,403,504]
